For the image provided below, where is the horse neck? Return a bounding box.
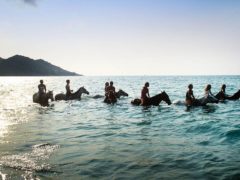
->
[74,88,82,96]
[78,88,86,98]
[115,91,120,98]
[160,93,170,104]
[150,93,163,104]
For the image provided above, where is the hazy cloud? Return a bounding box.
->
[21,0,38,6]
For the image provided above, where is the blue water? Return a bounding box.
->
[0,76,240,179]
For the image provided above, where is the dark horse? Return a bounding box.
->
[55,87,89,101]
[215,90,240,101]
[103,89,129,104]
[131,91,172,106]
[33,91,54,107]
[93,89,128,99]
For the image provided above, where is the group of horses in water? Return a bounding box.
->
[33,85,240,107]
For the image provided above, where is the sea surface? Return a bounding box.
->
[0,76,240,180]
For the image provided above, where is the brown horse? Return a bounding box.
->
[55,87,89,101]
[33,91,54,107]
[104,91,117,104]
[93,89,129,99]
[103,89,129,104]
[131,91,172,106]
[215,90,240,101]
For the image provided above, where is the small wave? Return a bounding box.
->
[137,120,152,126]
[172,100,185,106]
[0,143,59,172]
[197,140,210,146]
[225,129,240,139]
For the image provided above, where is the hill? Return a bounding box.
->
[0,55,81,76]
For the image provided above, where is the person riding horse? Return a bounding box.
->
[105,81,117,103]
[215,84,240,100]
[66,79,73,100]
[38,80,46,105]
[185,84,196,106]
[105,82,109,98]
[141,82,150,106]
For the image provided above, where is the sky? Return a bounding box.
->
[0,0,240,75]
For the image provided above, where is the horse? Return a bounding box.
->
[215,90,240,101]
[173,95,219,106]
[55,87,89,101]
[104,91,117,104]
[33,91,54,107]
[115,89,129,98]
[131,91,172,106]
[93,89,128,99]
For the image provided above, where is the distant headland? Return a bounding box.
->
[0,55,81,76]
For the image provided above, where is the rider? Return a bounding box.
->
[204,84,218,102]
[105,82,109,97]
[141,82,150,105]
[185,84,195,106]
[38,80,46,104]
[66,79,73,99]
[217,84,227,100]
[106,81,116,101]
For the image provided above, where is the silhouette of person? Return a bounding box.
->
[105,82,109,97]
[106,81,116,102]
[217,84,227,100]
[204,84,218,102]
[66,79,73,99]
[141,82,150,105]
[185,84,195,106]
[205,84,213,97]
[38,80,46,104]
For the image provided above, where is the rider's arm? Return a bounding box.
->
[191,91,195,99]
[208,90,218,101]
[44,85,46,92]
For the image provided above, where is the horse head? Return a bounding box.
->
[47,91,54,101]
[161,91,171,105]
[79,86,90,95]
[117,89,128,98]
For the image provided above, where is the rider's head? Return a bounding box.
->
[145,82,149,87]
[40,80,43,84]
[188,84,193,89]
[105,82,109,86]
[110,81,113,86]
[66,79,70,84]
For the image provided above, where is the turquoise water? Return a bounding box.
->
[0,76,240,179]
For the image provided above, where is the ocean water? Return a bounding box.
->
[0,76,240,180]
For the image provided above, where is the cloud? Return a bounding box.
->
[21,0,38,6]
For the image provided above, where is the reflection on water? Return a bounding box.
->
[0,119,9,138]
[0,76,240,179]
[202,105,217,113]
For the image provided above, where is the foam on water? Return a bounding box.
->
[0,143,59,179]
